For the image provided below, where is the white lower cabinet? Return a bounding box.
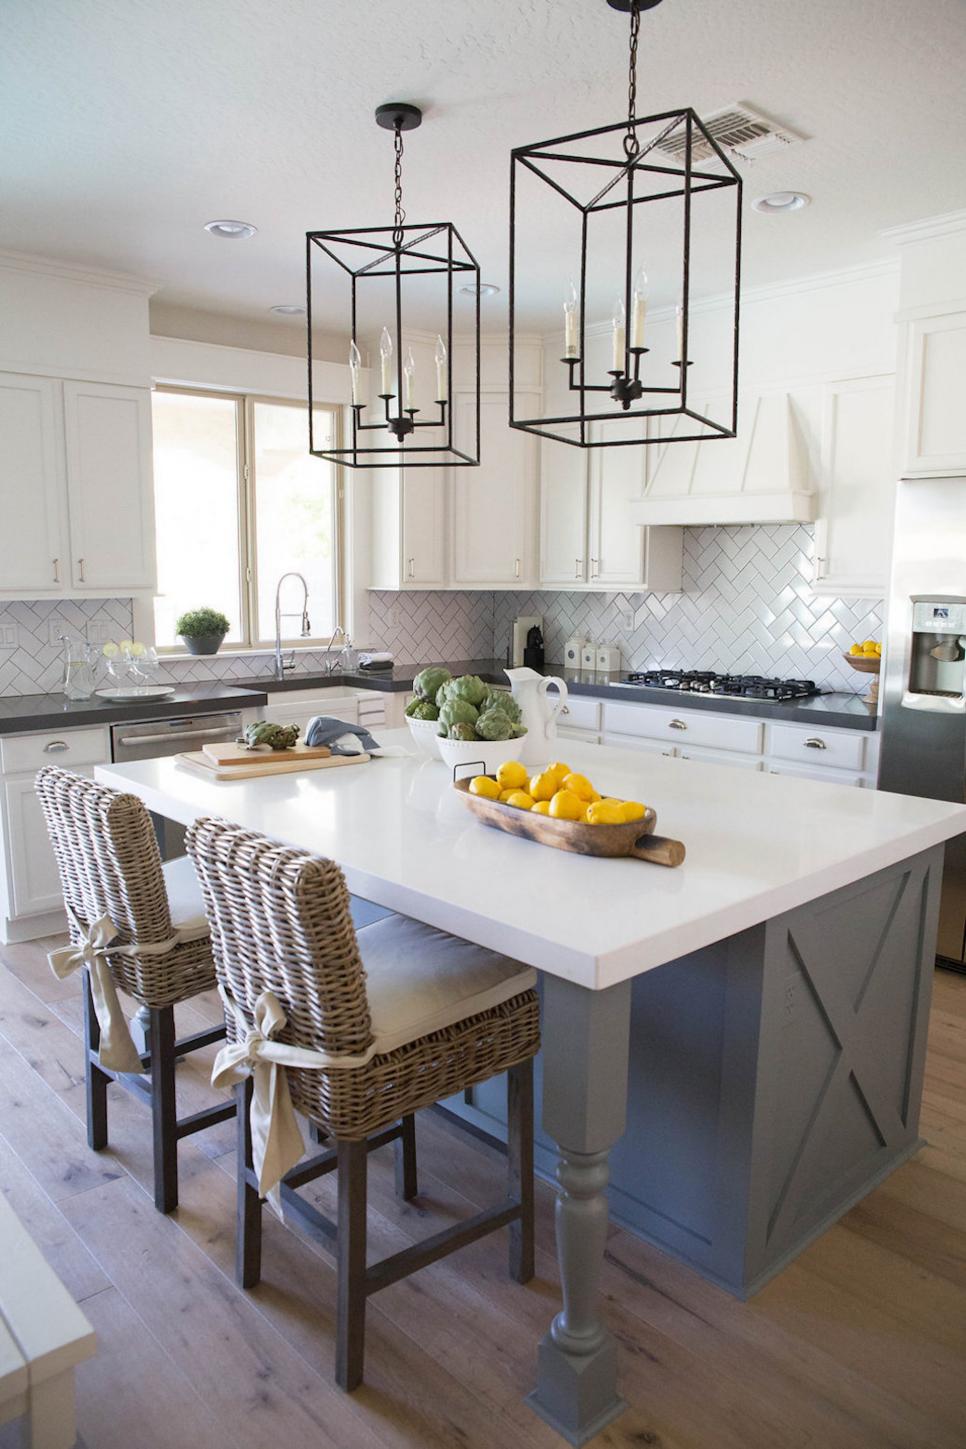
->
[3,771,93,916]
[602,733,674,757]
[677,746,761,771]
[765,763,864,787]
[260,688,391,740]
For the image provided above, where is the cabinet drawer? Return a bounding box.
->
[1,727,108,775]
[560,697,601,732]
[602,702,762,755]
[678,746,761,771]
[602,733,675,757]
[766,763,864,788]
[766,724,865,772]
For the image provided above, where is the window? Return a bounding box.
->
[151,387,342,650]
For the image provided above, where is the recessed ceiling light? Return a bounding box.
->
[204,219,258,239]
[269,303,306,316]
[459,281,501,297]
[751,191,810,215]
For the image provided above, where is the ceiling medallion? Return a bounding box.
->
[509,0,743,448]
[306,103,481,469]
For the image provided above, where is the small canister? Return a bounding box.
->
[580,644,597,670]
[563,636,586,669]
[596,644,622,673]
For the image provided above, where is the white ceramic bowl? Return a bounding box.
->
[406,715,442,757]
[434,732,527,774]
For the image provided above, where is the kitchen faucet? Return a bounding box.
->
[273,572,311,679]
[323,623,348,675]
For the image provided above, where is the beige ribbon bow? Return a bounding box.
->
[48,913,145,1074]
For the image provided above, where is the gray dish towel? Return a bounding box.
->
[304,716,408,758]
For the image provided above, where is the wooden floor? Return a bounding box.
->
[1,938,965,1449]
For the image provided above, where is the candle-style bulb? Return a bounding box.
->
[563,280,579,359]
[434,334,448,402]
[675,302,685,361]
[403,346,416,409]
[630,266,648,349]
[379,327,393,395]
[349,339,362,405]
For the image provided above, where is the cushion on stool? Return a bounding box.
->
[161,855,210,942]
[356,914,536,1057]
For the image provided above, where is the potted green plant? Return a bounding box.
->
[175,607,230,656]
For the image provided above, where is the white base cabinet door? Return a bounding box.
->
[0,375,67,594]
[3,770,93,917]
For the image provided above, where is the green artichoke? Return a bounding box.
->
[447,721,479,742]
[437,698,479,733]
[509,722,528,739]
[413,665,451,702]
[447,674,488,707]
[238,721,300,751]
[405,698,439,720]
[475,709,512,742]
[482,688,521,722]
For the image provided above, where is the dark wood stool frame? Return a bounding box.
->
[83,967,235,1213]
[234,1058,535,1391]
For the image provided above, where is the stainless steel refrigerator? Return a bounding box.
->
[879,475,966,971]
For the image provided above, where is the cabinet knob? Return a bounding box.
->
[77,558,86,583]
[803,737,827,750]
[43,740,69,753]
[669,718,688,731]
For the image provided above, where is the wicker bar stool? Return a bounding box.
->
[185,816,540,1392]
[35,766,235,1213]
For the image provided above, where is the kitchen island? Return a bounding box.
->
[97,735,965,1446]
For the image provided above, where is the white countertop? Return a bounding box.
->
[96,732,966,990]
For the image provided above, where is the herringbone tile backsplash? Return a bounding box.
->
[0,526,882,696]
[494,525,883,693]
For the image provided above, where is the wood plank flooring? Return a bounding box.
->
[1,934,964,1449]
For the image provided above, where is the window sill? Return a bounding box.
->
[159,645,373,663]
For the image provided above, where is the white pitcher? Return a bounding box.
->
[505,667,569,764]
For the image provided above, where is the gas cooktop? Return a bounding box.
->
[615,671,821,702]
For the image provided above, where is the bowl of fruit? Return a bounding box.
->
[843,639,882,707]
[405,668,528,768]
[455,759,685,868]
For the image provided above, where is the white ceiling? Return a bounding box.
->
[3,0,966,344]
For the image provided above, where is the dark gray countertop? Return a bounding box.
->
[249,659,878,732]
[0,683,268,736]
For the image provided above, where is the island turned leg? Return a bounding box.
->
[527,975,632,1446]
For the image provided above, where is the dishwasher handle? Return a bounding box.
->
[115,724,237,748]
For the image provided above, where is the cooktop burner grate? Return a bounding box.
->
[620,671,820,702]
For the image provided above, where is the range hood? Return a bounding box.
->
[630,392,815,527]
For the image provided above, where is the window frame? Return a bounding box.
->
[152,384,344,653]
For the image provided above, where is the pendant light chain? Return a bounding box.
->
[392,121,406,246]
[623,0,641,158]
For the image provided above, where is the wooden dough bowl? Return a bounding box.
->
[453,777,685,868]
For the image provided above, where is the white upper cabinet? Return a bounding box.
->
[401,468,448,586]
[632,392,815,526]
[63,381,156,591]
[812,374,895,597]
[540,439,588,586]
[901,309,966,476]
[451,391,538,586]
[0,374,66,592]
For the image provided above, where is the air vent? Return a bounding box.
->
[656,104,805,163]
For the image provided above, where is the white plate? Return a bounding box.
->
[95,686,176,701]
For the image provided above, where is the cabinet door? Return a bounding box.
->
[400,469,447,586]
[262,694,359,737]
[903,310,966,476]
[63,381,156,591]
[452,392,537,585]
[4,769,92,917]
[813,375,895,597]
[588,422,647,584]
[0,374,66,592]
[540,444,588,586]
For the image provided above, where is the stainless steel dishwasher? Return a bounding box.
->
[110,711,242,857]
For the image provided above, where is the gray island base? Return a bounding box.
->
[448,846,943,1445]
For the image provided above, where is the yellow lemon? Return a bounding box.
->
[873,643,882,656]
[499,787,519,802]
[586,799,626,826]
[529,770,558,802]
[531,800,551,815]
[619,800,648,823]
[563,773,599,803]
[505,790,535,811]
[549,789,584,821]
[849,643,863,656]
[469,775,501,800]
[546,761,572,785]
[861,640,877,652]
[101,642,119,658]
[496,759,529,791]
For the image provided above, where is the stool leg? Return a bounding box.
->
[336,1139,368,1391]
[149,1005,178,1214]
[507,1058,535,1284]
[394,1113,418,1201]
[83,968,109,1151]
[236,1078,262,1288]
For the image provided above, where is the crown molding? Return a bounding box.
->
[880,209,966,247]
[0,248,159,297]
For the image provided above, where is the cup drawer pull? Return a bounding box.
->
[43,740,70,753]
[668,719,688,731]
[803,737,827,750]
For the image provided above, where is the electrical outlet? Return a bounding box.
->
[386,601,399,629]
[618,602,635,631]
[48,617,70,647]
[0,625,17,651]
[86,620,112,644]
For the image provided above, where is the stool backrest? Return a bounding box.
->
[185,816,373,1058]
[35,766,175,945]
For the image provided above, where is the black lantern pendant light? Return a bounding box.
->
[307,104,481,468]
[509,0,742,449]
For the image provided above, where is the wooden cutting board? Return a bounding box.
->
[179,750,369,780]
[453,778,685,867]
[202,739,332,767]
